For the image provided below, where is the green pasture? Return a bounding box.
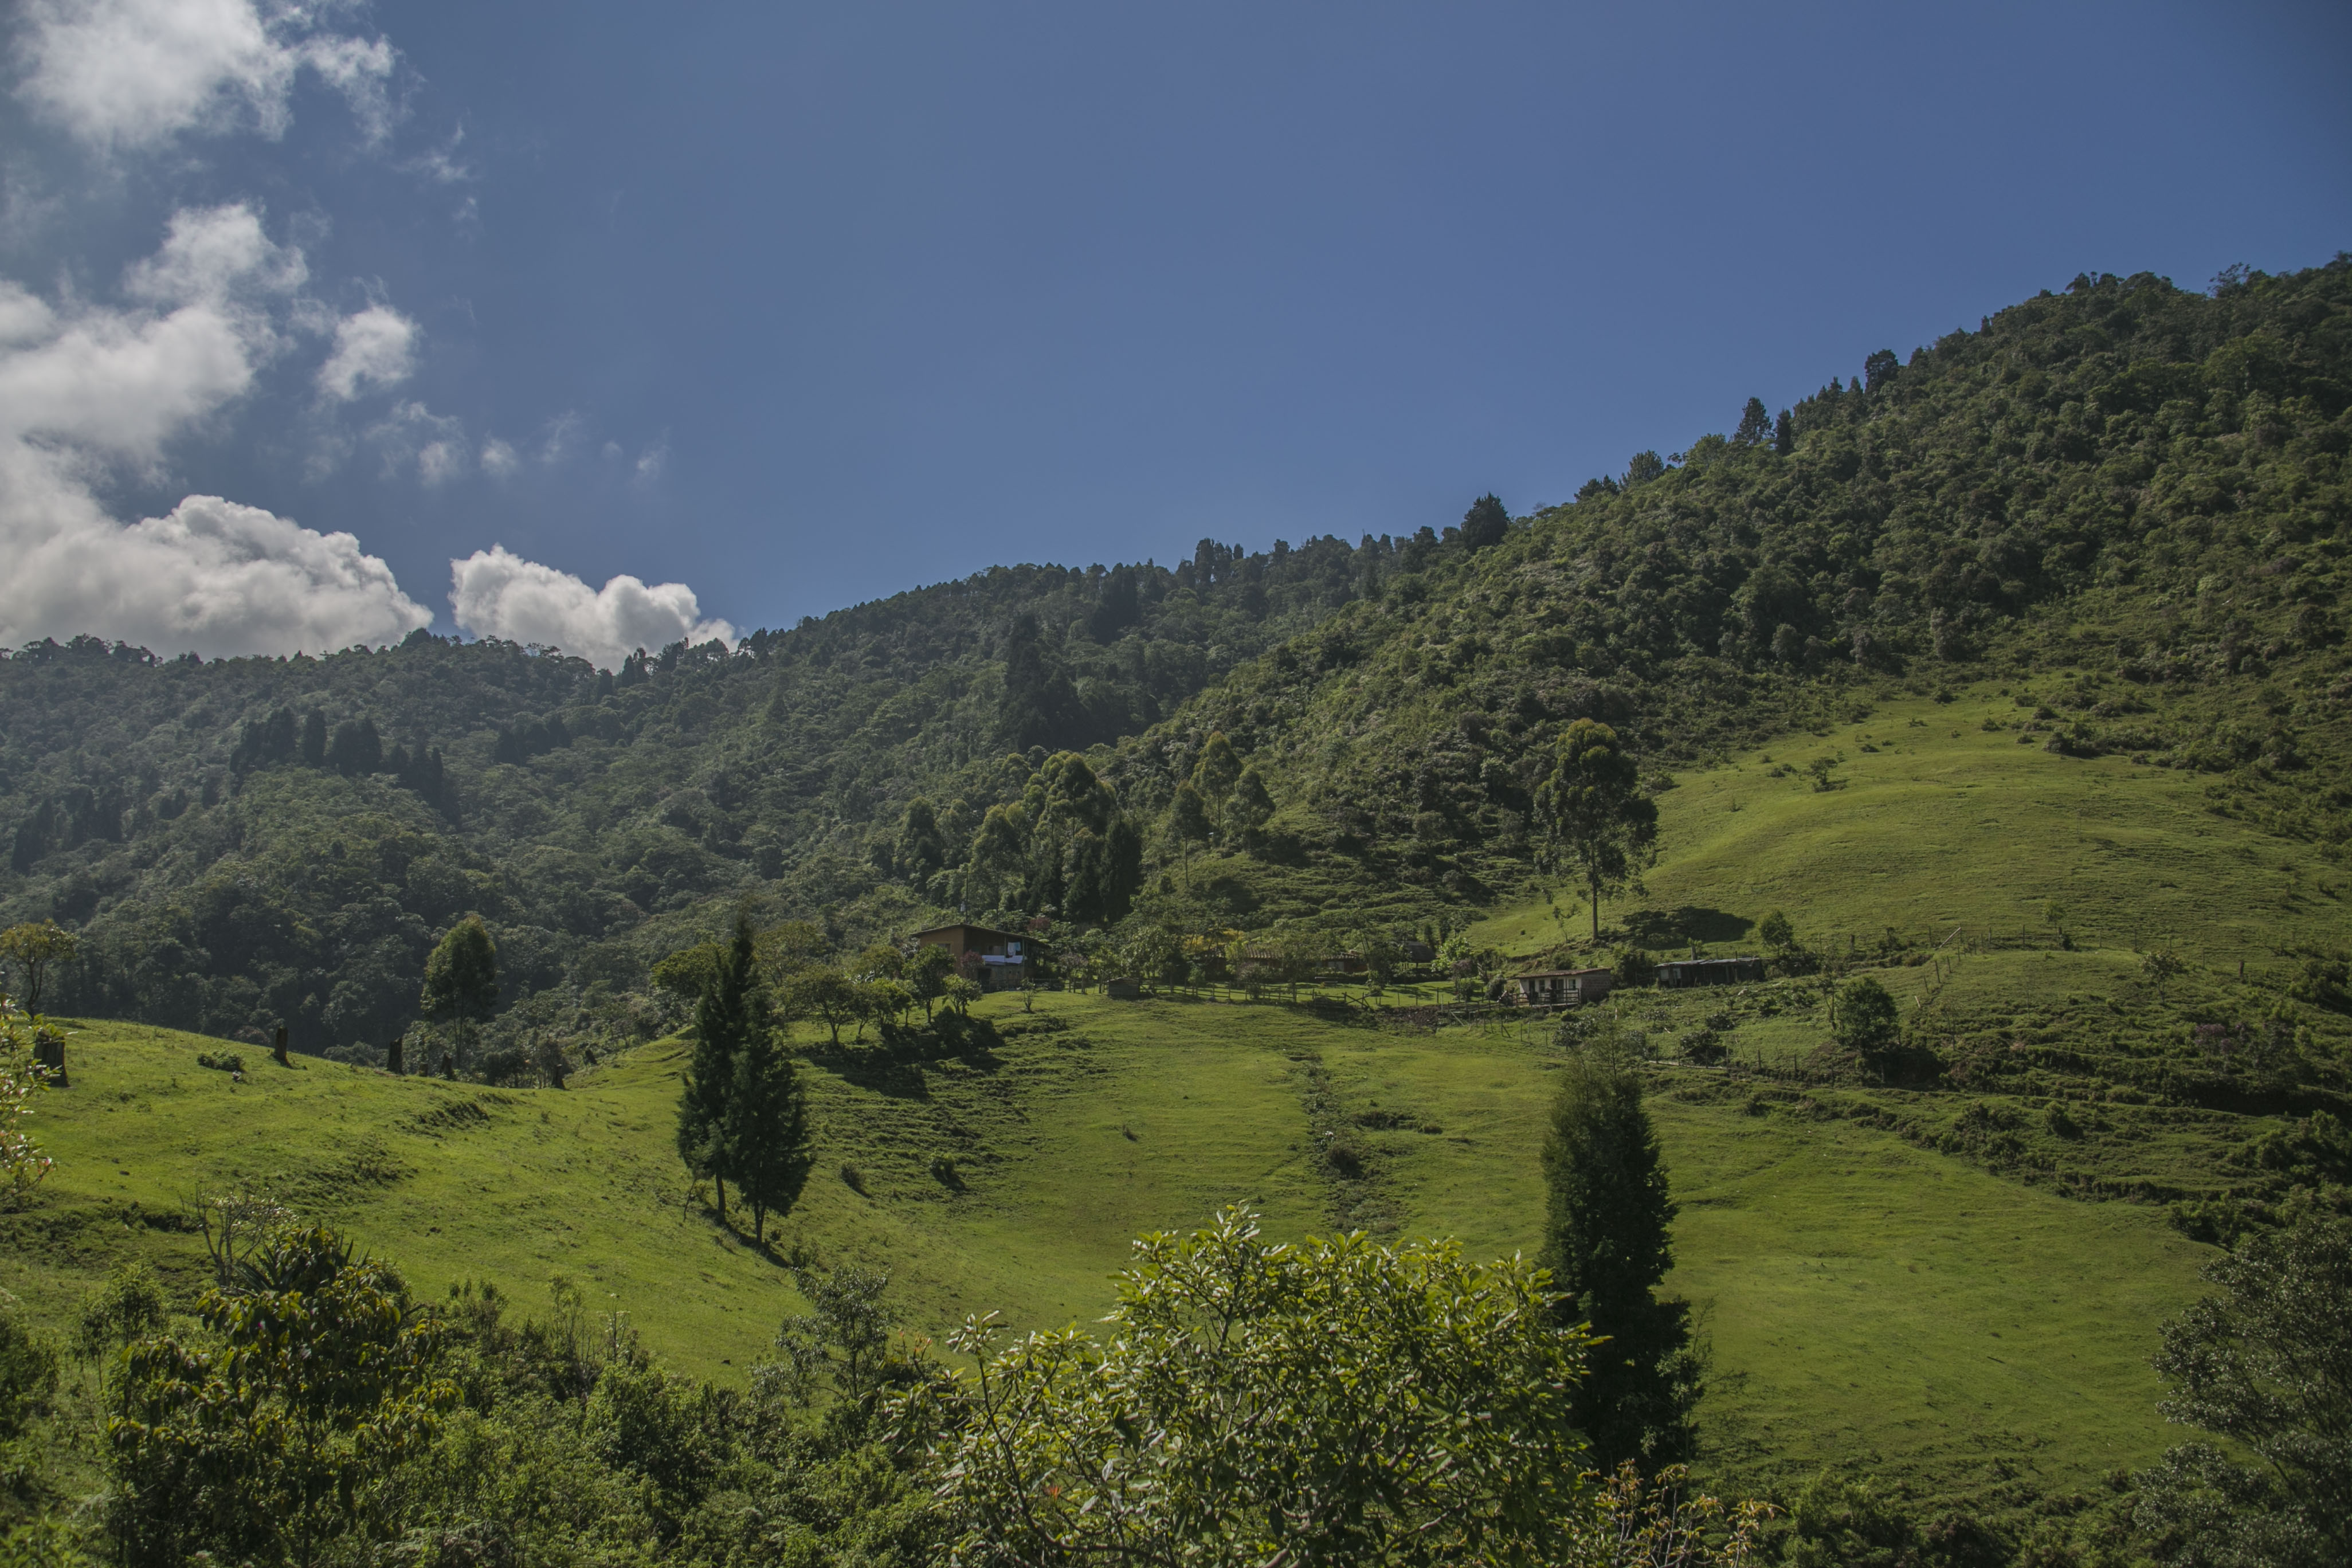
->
[1471,689,2346,978]
[9,994,2216,1519]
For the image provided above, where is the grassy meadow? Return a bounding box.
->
[11,985,2217,1522]
[1470,686,2346,977]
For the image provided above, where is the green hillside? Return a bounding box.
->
[11,995,2210,1531]
[5,259,2350,1559]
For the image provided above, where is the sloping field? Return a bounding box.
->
[1471,688,2345,974]
[9,994,2212,1518]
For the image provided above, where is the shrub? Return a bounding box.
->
[1835,977,1900,1061]
[912,1209,1597,1565]
[1610,946,1657,988]
[0,1303,58,1439]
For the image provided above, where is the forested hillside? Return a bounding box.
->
[4,260,2348,1070]
[0,534,1387,1049]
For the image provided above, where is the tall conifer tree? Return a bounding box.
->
[1539,1045,1699,1471]
[726,1006,809,1244]
[678,911,758,1222]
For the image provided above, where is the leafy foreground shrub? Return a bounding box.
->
[38,1210,1775,1567]
[904,1206,1770,1566]
[2133,1214,2352,1568]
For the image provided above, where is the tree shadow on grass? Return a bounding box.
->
[1622,906,1753,947]
[801,1013,1005,1099]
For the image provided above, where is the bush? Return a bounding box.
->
[1610,946,1657,988]
[0,1305,58,1439]
[1835,977,1900,1060]
[478,1048,535,1087]
[1681,1030,1728,1066]
[914,1209,1597,1565]
[194,1052,242,1073]
[76,1263,169,1363]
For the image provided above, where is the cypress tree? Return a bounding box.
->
[1539,1044,1699,1470]
[727,1015,809,1244]
[678,912,758,1222]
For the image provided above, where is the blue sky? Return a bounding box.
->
[1,1,2346,667]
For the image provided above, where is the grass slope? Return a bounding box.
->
[10,993,2213,1524]
[1471,687,2346,969]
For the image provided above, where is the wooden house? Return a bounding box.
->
[1512,967,1614,1007]
[912,923,1029,991]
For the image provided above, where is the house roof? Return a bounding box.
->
[1517,967,1611,979]
[912,923,1021,943]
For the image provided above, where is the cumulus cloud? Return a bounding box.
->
[449,546,735,672]
[0,203,431,655]
[15,0,399,152]
[315,302,415,401]
[478,437,519,477]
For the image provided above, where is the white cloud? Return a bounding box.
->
[15,0,398,152]
[10,493,429,654]
[364,397,466,481]
[416,437,462,485]
[0,204,431,656]
[634,437,668,481]
[478,437,518,477]
[449,545,735,672]
[315,302,415,401]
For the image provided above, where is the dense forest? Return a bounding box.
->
[5,258,2345,1070]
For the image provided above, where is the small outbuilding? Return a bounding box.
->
[1105,977,1143,1001]
[1512,967,1614,1007]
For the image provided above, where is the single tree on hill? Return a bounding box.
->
[0,920,77,1012]
[1534,720,1659,944]
[787,966,857,1045]
[726,1009,808,1244]
[1834,976,1900,1067]
[678,912,762,1222]
[1539,1043,1699,1470]
[418,918,498,1068]
[908,943,956,1022]
[1732,398,1771,446]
